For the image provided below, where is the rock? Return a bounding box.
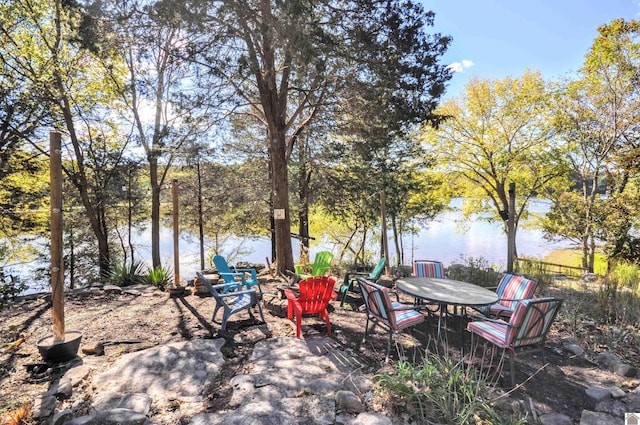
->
[52,378,73,400]
[51,408,74,425]
[336,390,365,414]
[189,396,335,425]
[353,412,393,425]
[93,392,153,415]
[82,342,105,356]
[564,342,585,357]
[538,412,573,425]
[597,351,621,369]
[585,387,611,407]
[594,399,627,417]
[233,324,270,344]
[32,394,56,419]
[609,386,626,399]
[614,362,637,378]
[579,410,622,425]
[61,364,91,387]
[103,285,123,294]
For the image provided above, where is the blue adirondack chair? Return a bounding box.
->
[196,272,264,332]
[339,257,387,308]
[212,255,262,295]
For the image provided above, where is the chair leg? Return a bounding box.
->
[509,350,516,387]
[295,313,302,339]
[256,302,265,324]
[385,331,393,363]
[339,278,352,308]
[362,316,371,344]
[220,308,230,332]
[320,310,332,336]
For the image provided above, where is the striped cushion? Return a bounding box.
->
[413,260,446,278]
[469,298,561,350]
[467,319,510,348]
[494,274,538,312]
[360,280,424,331]
[391,301,425,330]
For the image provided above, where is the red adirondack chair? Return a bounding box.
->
[284,276,337,339]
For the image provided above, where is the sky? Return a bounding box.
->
[423,0,640,98]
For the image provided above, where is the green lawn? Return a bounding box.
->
[544,249,607,275]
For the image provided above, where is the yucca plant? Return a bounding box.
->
[106,261,146,287]
[144,266,173,291]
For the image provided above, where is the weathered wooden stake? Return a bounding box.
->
[507,183,516,273]
[172,179,180,285]
[380,191,391,276]
[50,130,65,342]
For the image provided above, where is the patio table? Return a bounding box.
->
[395,277,498,342]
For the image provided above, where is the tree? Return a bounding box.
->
[193,0,451,273]
[423,70,566,266]
[0,0,131,278]
[97,0,220,270]
[546,19,640,271]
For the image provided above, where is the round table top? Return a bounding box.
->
[395,277,498,307]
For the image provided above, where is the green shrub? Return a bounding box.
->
[447,256,501,287]
[106,261,146,287]
[0,277,26,308]
[144,266,173,291]
[610,261,640,291]
[375,350,526,424]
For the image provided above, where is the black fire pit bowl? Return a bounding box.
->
[36,331,83,363]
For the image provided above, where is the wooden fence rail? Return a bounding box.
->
[515,257,589,279]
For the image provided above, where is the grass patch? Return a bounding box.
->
[543,249,607,275]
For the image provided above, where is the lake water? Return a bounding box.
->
[10,198,573,292]
[161,198,572,280]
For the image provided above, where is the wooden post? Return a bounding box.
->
[196,161,205,271]
[380,191,391,276]
[50,131,65,343]
[507,183,516,273]
[172,179,180,285]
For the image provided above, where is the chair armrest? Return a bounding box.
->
[233,268,258,280]
[209,282,243,291]
[469,315,510,326]
[284,288,298,301]
[218,289,257,298]
[392,304,421,312]
[388,291,400,302]
[218,271,247,283]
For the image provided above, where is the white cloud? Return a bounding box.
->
[446,59,475,73]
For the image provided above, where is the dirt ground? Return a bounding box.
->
[0,275,635,424]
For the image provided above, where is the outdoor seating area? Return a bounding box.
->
[193,258,563,387]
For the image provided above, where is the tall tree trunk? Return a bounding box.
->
[298,143,311,255]
[270,129,294,273]
[150,156,161,269]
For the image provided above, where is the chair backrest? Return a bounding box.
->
[368,258,387,281]
[212,255,234,283]
[195,271,222,299]
[413,260,446,278]
[357,278,396,329]
[297,276,336,313]
[506,298,563,349]
[496,273,538,311]
[311,251,333,276]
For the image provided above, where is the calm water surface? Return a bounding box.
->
[12,198,572,293]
